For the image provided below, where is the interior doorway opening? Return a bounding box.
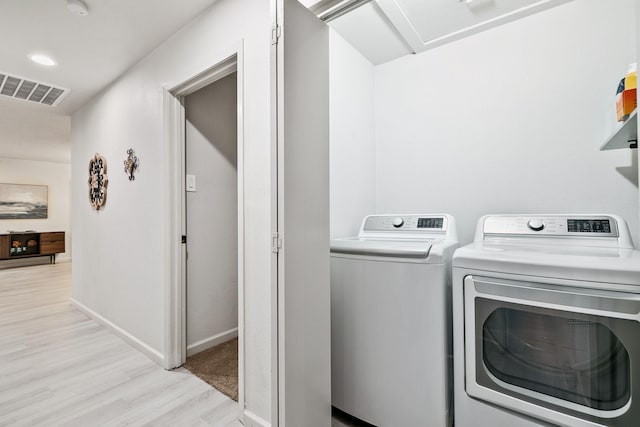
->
[182,70,239,401]
[164,47,245,419]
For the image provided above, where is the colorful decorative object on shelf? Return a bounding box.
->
[88,153,108,210]
[616,63,637,122]
[123,148,139,181]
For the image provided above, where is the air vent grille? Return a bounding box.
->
[42,87,64,105]
[29,84,50,102]
[15,80,36,99]
[1,76,20,97]
[0,73,68,107]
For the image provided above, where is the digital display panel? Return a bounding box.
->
[417,217,443,229]
[567,219,611,233]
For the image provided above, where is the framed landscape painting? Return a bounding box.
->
[0,184,48,219]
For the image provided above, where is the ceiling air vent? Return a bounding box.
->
[0,72,69,107]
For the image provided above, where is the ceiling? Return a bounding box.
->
[307,0,573,65]
[1,0,573,163]
[0,0,219,162]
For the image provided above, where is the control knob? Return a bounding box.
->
[392,217,404,228]
[527,219,545,231]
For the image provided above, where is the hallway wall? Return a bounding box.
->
[71,0,273,422]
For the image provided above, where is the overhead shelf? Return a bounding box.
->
[600,110,637,151]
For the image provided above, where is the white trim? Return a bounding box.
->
[163,39,246,423]
[71,298,164,366]
[186,327,239,357]
[270,1,281,426]
[170,59,237,96]
[273,1,284,426]
[243,410,272,427]
[163,80,184,371]
[236,45,247,418]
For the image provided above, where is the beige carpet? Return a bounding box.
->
[184,338,238,401]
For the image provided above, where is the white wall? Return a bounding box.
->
[374,0,639,245]
[329,30,376,238]
[0,104,71,164]
[71,0,272,421]
[185,73,238,354]
[0,158,71,262]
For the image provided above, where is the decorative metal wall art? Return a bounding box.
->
[88,153,108,210]
[123,148,139,181]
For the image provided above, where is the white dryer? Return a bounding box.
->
[452,214,640,427]
[331,214,458,427]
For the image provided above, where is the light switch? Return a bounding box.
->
[186,174,196,192]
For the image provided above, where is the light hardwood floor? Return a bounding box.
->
[0,262,240,427]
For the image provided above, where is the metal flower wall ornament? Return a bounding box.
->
[124,148,139,181]
[88,153,108,210]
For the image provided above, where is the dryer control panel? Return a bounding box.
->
[483,215,620,237]
[363,215,447,233]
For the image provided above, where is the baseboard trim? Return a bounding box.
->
[187,327,238,357]
[71,298,164,366]
[56,254,71,263]
[0,256,64,269]
[243,410,271,427]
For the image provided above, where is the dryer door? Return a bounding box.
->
[463,275,640,427]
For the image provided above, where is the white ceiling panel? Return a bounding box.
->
[314,0,573,64]
[329,2,412,65]
[396,0,540,44]
[376,0,573,53]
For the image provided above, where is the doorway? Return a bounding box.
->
[182,71,239,401]
[163,48,245,417]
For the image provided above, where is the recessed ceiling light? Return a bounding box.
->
[30,54,57,67]
[67,0,89,16]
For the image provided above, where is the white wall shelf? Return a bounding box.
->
[600,110,638,151]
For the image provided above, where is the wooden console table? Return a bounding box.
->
[0,231,65,264]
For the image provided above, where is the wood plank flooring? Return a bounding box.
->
[0,262,240,426]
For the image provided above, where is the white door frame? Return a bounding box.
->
[162,41,246,419]
[271,1,282,425]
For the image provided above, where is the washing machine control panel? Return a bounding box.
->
[363,215,447,233]
[527,219,545,231]
[484,215,619,237]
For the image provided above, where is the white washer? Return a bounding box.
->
[331,214,459,427]
[452,214,640,427]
